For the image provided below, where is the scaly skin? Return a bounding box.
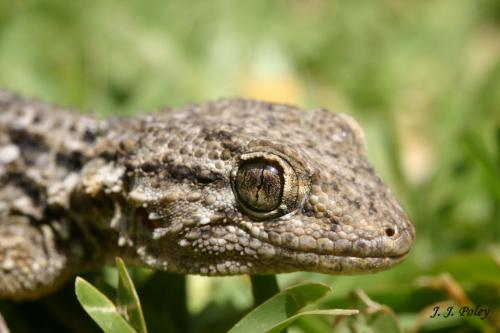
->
[0,90,414,300]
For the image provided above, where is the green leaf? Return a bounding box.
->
[228,282,358,333]
[116,258,148,333]
[75,277,136,333]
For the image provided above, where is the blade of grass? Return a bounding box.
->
[75,277,136,333]
[116,258,148,333]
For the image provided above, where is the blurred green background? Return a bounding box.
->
[0,0,499,332]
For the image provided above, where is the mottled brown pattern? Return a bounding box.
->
[0,90,414,300]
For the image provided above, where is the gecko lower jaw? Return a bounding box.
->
[277,243,411,260]
[256,248,410,275]
[314,252,408,274]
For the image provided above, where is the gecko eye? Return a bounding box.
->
[231,151,307,220]
[235,159,283,212]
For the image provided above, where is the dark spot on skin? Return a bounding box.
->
[331,182,339,191]
[375,175,385,186]
[204,129,233,142]
[8,128,49,165]
[369,201,377,215]
[98,151,117,162]
[161,154,173,164]
[221,140,245,154]
[360,163,376,175]
[356,240,367,249]
[224,210,239,221]
[329,217,339,225]
[50,118,63,130]
[33,114,42,124]
[197,170,221,183]
[170,165,193,180]
[83,128,97,142]
[8,172,42,202]
[345,197,361,210]
[365,189,375,200]
[56,150,86,170]
[353,198,361,209]
[9,128,48,153]
[310,172,321,184]
[220,149,232,160]
[140,162,159,173]
[330,223,338,232]
[381,191,389,200]
[209,210,226,223]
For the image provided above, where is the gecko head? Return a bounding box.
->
[126,99,414,275]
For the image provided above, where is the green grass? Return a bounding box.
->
[76,261,359,333]
[0,0,499,332]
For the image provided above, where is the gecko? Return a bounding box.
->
[0,89,414,300]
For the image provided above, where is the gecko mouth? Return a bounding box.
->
[259,239,412,259]
[181,246,408,276]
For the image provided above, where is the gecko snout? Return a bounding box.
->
[378,215,415,258]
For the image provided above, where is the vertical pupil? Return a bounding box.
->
[236,160,283,212]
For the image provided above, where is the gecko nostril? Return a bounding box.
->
[385,227,395,237]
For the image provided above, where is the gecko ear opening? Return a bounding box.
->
[306,109,367,156]
[337,113,367,154]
